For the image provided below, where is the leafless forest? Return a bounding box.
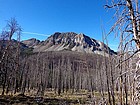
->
[0,0,140,105]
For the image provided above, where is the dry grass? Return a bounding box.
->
[0,88,132,105]
[0,88,90,104]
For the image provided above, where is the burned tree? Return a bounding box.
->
[105,0,140,104]
[0,18,22,95]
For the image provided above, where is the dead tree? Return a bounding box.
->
[105,0,140,104]
[0,18,21,95]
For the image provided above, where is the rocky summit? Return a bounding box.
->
[22,32,116,56]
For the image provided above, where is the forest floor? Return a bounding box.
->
[0,89,132,105]
[0,89,105,105]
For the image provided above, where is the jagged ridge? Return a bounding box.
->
[22,32,116,56]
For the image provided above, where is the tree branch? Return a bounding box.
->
[104,3,126,8]
[116,49,140,68]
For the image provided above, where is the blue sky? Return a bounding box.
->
[0,0,119,51]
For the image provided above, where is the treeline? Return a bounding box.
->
[20,51,112,95]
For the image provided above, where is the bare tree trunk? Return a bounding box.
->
[2,58,8,95]
[58,60,62,95]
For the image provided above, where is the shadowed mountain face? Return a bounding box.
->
[21,38,40,48]
[22,32,116,55]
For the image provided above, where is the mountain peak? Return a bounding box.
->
[22,32,116,56]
